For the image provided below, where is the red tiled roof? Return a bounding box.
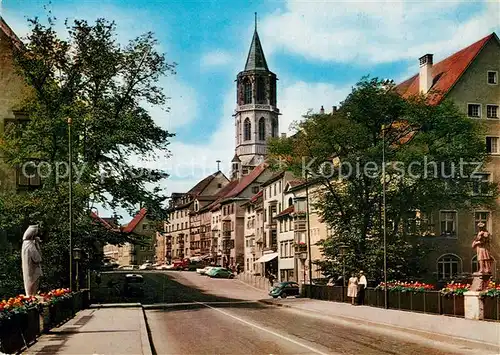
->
[200,180,239,212]
[287,179,306,189]
[0,17,23,49]
[396,33,497,105]
[249,190,263,203]
[275,205,294,218]
[122,208,147,233]
[225,163,268,198]
[90,212,120,232]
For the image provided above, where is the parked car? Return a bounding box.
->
[155,264,170,270]
[170,259,189,270]
[198,266,216,275]
[117,265,138,271]
[123,274,144,297]
[139,263,153,270]
[208,268,234,279]
[269,281,300,298]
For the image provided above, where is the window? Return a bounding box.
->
[142,224,148,230]
[440,211,457,238]
[468,104,481,118]
[256,77,266,103]
[288,197,293,207]
[474,211,490,233]
[244,118,251,141]
[486,105,499,119]
[486,137,499,154]
[258,117,266,141]
[487,71,498,85]
[218,183,222,188]
[244,79,252,104]
[270,79,276,106]
[437,254,461,280]
[252,186,259,194]
[472,173,490,195]
[16,161,42,188]
[237,120,241,144]
[271,118,278,138]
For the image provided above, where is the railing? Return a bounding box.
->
[236,273,271,291]
[303,285,487,318]
[0,290,89,354]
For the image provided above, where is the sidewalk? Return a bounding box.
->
[259,297,500,348]
[24,305,152,354]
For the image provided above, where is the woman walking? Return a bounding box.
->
[347,273,358,305]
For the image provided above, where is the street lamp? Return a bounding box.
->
[73,247,82,291]
[382,124,388,309]
[68,117,73,291]
[297,251,307,293]
[339,243,348,302]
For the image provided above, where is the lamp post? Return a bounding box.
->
[73,248,82,291]
[382,124,388,309]
[68,117,73,291]
[339,243,348,302]
[305,171,313,291]
[298,251,307,294]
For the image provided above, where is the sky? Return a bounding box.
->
[1,0,499,221]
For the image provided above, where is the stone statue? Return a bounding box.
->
[470,222,493,291]
[472,223,493,275]
[21,225,43,296]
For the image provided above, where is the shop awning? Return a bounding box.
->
[254,252,278,263]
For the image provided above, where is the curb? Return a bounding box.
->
[89,303,142,308]
[257,299,500,348]
[140,306,155,355]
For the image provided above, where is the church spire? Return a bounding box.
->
[244,13,269,71]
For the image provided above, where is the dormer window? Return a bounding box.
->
[487,71,498,85]
[194,200,199,212]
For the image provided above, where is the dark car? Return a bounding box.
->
[123,274,144,297]
[208,268,234,279]
[269,281,300,298]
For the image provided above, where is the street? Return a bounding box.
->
[143,271,496,355]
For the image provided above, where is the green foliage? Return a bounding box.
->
[269,77,497,281]
[0,16,175,292]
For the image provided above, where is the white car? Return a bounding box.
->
[155,264,170,270]
[139,263,153,270]
[198,266,214,275]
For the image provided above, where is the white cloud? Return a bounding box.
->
[200,50,233,68]
[260,0,500,64]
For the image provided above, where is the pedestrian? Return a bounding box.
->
[347,273,358,305]
[357,271,367,305]
[268,272,275,287]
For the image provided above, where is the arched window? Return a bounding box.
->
[256,77,266,103]
[244,118,251,141]
[271,118,278,137]
[258,117,266,141]
[288,197,293,207]
[437,254,462,280]
[244,79,252,104]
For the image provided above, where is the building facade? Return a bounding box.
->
[397,32,500,281]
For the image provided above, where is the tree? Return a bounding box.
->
[268,77,497,282]
[0,17,175,294]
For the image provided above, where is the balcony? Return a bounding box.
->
[222,230,232,237]
[294,242,307,253]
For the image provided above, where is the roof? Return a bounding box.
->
[225,163,268,198]
[199,180,240,213]
[250,190,263,203]
[287,179,306,189]
[0,17,23,49]
[396,33,498,105]
[261,171,285,187]
[90,212,119,231]
[186,172,219,197]
[275,205,294,219]
[244,29,269,71]
[122,208,147,233]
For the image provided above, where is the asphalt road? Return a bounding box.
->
[143,271,495,355]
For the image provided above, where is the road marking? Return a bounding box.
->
[195,301,336,355]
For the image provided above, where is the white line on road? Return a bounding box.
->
[195,301,337,355]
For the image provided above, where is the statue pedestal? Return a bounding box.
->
[464,291,484,320]
[470,272,491,291]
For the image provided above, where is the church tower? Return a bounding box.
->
[231,15,279,180]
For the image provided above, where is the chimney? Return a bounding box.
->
[332,106,337,113]
[281,133,286,138]
[419,54,433,94]
[320,105,325,114]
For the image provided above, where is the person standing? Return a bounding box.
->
[357,271,367,305]
[347,273,358,305]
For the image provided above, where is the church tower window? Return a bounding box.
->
[244,79,252,104]
[271,118,278,137]
[258,117,266,141]
[237,120,241,144]
[244,118,251,141]
[256,77,266,104]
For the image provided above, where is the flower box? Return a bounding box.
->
[0,307,39,354]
